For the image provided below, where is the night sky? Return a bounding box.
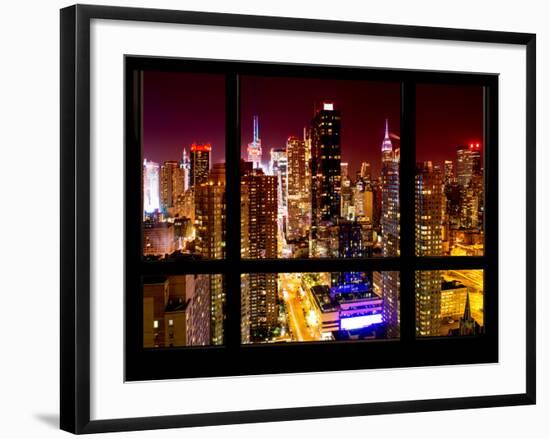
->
[142,71,226,165]
[142,71,483,177]
[240,76,400,176]
[416,84,484,168]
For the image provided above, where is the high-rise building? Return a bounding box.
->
[360,161,372,181]
[240,165,278,342]
[338,220,366,259]
[183,274,212,346]
[143,222,176,256]
[340,162,349,179]
[286,136,310,241]
[372,180,382,234]
[415,161,444,336]
[143,159,160,214]
[310,103,342,256]
[190,143,211,187]
[460,175,483,229]
[381,119,400,256]
[180,147,191,192]
[380,119,400,338]
[270,147,288,242]
[247,116,262,170]
[416,161,443,256]
[353,180,374,223]
[341,176,353,220]
[160,160,179,210]
[456,144,483,230]
[444,160,454,186]
[195,163,226,344]
[143,275,211,348]
[456,143,481,187]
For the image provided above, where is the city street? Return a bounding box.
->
[279,274,320,342]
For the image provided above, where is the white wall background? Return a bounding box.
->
[0,0,546,437]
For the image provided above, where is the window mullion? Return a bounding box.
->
[225,72,242,348]
[400,81,417,343]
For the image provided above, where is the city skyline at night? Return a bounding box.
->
[140,71,485,347]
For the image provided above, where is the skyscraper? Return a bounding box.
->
[381,119,400,256]
[143,159,160,214]
[195,163,226,344]
[310,103,342,256]
[270,147,288,244]
[160,160,179,210]
[444,160,454,186]
[380,119,400,338]
[143,275,211,348]
[184,274,212,346]
[190,143,211,187]
[340,162,349,179]
[180,147,191,192]
[247,116,262,170]
[456,144,483,230]
[360,161,372,181]
[415,161,444,336]
[240,165,279,342]
[286,136,310,241]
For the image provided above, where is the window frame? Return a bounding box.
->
[125,55,498,382]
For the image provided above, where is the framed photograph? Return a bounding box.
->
[60,4,536,434]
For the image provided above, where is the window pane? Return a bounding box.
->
[415,269,484,337]
[141,71,226,260]
[143,274,225,347]
[240,76,401,259]
[241,271,399,344]
[416,84,484,256]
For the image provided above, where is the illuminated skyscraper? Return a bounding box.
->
[160,160,179,210]
[380,119,400,337]
[190,143,211,187]
[415,161,444,336]
[456,143,481,187]
[247,116,262,170]
[240,165,278,342]
[341,176,353,220]
[360,161,372,181]
[310,103,342,256]
[444,160,454,186]
[381,119,400,256]
[195,163,226,344]
[456,144,483,230]
[180,147,191,192]
[286,136,310,241]
[184,274,212,346]
[270,147,288,243]
[340,162,349,179]
[143,159,160,214]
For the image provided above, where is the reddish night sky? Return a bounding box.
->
[239,76,400,176]
[142,71,483,177]
[416,84,484,168]
[142,71,226,165]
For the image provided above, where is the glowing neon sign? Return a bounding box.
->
[340,313,383,330]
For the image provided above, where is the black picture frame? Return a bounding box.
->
[60,4,536,434]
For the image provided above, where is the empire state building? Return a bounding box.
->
[380,119,400,338]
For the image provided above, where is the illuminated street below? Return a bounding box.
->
[279,273,320,342]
